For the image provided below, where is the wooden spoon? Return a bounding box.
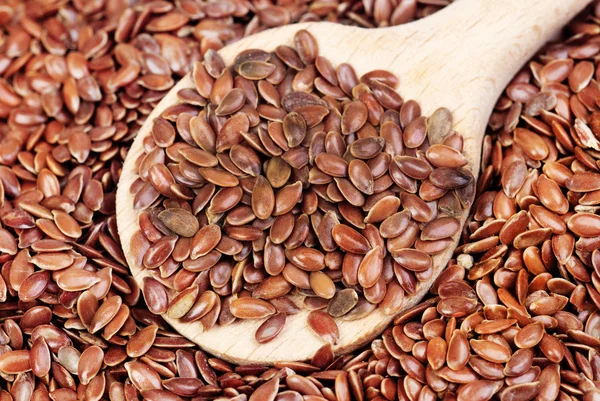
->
[116,0,591,364]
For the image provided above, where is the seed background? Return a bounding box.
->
[1,1,600,401]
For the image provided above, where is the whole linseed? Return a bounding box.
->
[2,1,600,401]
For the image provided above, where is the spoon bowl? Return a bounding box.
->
[117,0,591,364]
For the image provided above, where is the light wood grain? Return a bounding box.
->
[116,0,591,364]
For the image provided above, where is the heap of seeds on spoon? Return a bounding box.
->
[129,29,475,344]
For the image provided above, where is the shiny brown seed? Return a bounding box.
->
[56,269,100,292]
[230,144,261,176]
[395,155,432,180]
[315,153,348,177]
[499,382,540,401]
[285,247,325,271]
[502,160,527,198]
[127,325,158,358]
[182,290,219,323]
[293,29,318,62]
[0,350,30,374]
[358,246,383,288]
[30,337,51,378]
[427,336,447,370]
[380,281,405,314]
[239,61,277,80]
[514,322,545,348]
[404,116,427,148]
[430,167,473,189]
[215,88,246,116]
[350,137,385,159]
[78,346,104,385]
[457,380,503,401]
[29,252,74,271]
[421,217,460,241]
[365,195,401,223]
[191,225,221,259]
[89,296,122,334]
[437,296,478,318]
[566,172,600,192]
[332,224,371,254]
[125,361,162,391]
[470,339,511,363]
[252,175,275,220]
[179,147,218,167]
[567,213,600,237]
[348,159,374,195]
[142,277,169,315]
[427,107,453,142]
[282,112,307,147]
[536,175,568,214]
[255,312,286,344]
[380,210,412,239]
[230,298,277,319]
[426,144,468,168]
[342,101,368,134]
[249,377,279,401]
[447,329,470,371]
[393,248,432,272]
[504,348,533,376]
[307,310,339,345]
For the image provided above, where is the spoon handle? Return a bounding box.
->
[404,0,593,89]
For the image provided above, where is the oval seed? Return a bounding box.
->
[307,310,339,344]
[255,313,286,344]
[158,208,199,237]
[252,175,275,220]
[230,298,277,319]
